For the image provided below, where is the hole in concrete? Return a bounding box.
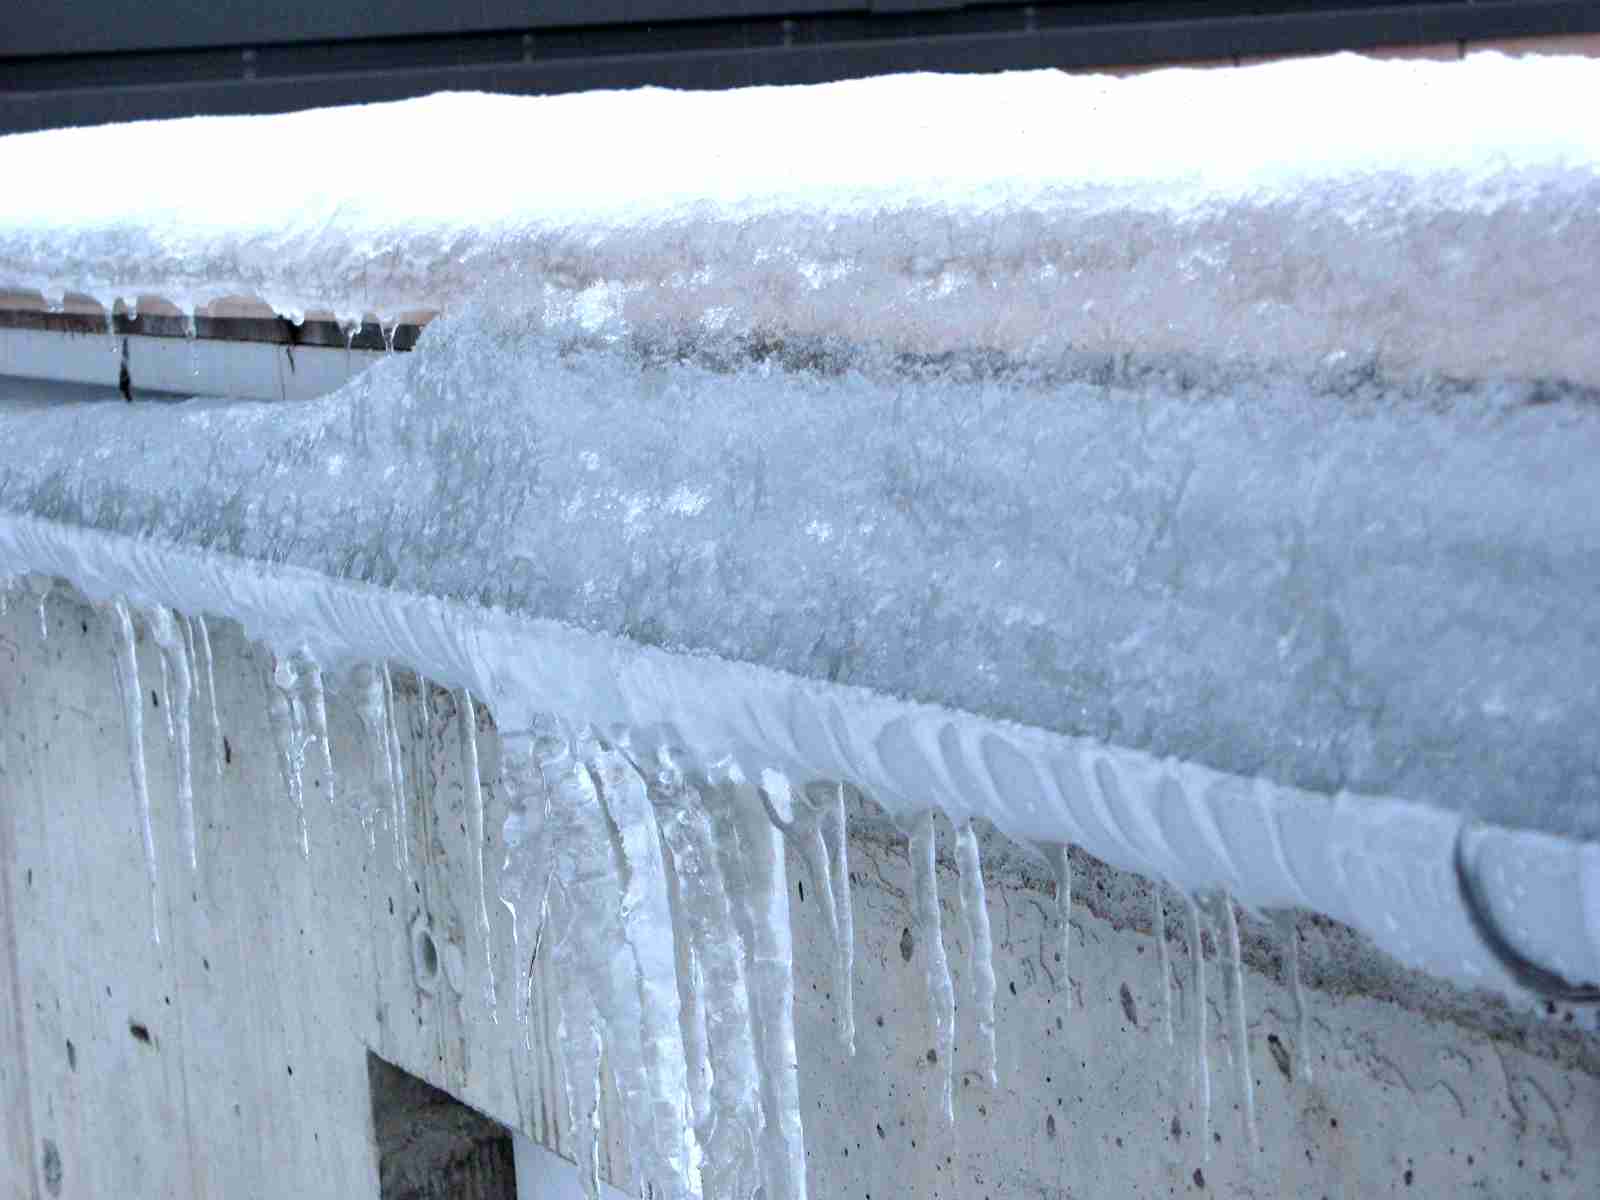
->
[368,1053,516,1200]
[414,927,439,981]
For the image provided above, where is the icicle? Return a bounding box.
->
[561,998,606,1200]
[1186,896,1211,1160]
[154,635,175,746]
[350,663,390,852]
[1214,892,1259,1152]
[763,778,855,1055]
[819,783,856,1057]
[296,651,336,807]
[146,607,196,873]
[1155,884,1174,1046]
[190,615,223,782]
[650,749,761,1200]
[380,316,397,354]
[954,820,998,1088]
[266,654,309,859]
[381,662,410,878]
[706,763,807,1200]
[26,574,49,641]
[456,688,498,1022]
[1047,843,1073,1007]
[662,853,711,1138]
[1276,911,1312,1083]
[109,598,161,945]
[184,307,199,380]
[496,727,553,1044]
[911,811,956,1127]
[586,736,694,1200]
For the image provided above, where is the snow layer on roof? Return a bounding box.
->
[3,52,1600,381]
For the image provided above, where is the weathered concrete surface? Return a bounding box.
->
[1,587,1596,1199]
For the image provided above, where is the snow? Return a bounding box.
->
[3,54,1600,382]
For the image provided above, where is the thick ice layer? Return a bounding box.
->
[3,314,1600,997]
[4,55,1600,384]
[7,302,1600,846]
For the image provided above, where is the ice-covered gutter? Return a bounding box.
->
[2,51,1599,1197]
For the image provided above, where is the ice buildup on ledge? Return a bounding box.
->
[2,55,1599,1193]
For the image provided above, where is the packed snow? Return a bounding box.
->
[4,54,1600,383]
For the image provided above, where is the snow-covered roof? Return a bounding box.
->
[3,52,1600,381]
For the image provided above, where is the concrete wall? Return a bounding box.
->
[2,587,1596,1199]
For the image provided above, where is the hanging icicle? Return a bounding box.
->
[296,650,336,807]
[955,820,998,1089]
[146,606,196,873]
[26,574,49,641]
[349,662,391,853]
[190,614,223,782]
[1275,910,1312,1084]
[108,598,161,946]
[1154,883,1174,1046]
[498,723,697,1200]
[381,662,410,879]
[706,761,808,1200]
[911,810,956,1127]
[648,747,761,1200]
[1048,843,1073,1008]
[266,653,309,858]
[496,725,553,1044]
[1186,895,1211,1161]
[763,777,855,1056]
[1214,892,1259,1153]
[457,688,498,1022]
[820,782,856,1058]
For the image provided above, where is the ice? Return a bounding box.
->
[266,652,310,858]
[298,650,336,808]
[1276,911,1312,1083]
[381,663,410,878]
[3,55,1599,1070]
[1047,844,1073,1008]
[649,749,761,1200]
[703,764,806,1200]
[349,663,391,853]
[764,778,853,1055]
[954,820,998,1088]
[495,728,551,1042]
[456,687,498,1021]
[190,614,223,782]
[107,597,161,945]
[1213,892,1259,1152]
[583,735,694,1200]
[154,627,175,745]
[1154,884,1174,1046]
[498,722,696,1200]
[818,784,856,1057]
[26,573,48,641]
[1186,896,1210,1160]
[561,1000,606,1200]
[910,811,956,1126]
[145,605,196,872]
